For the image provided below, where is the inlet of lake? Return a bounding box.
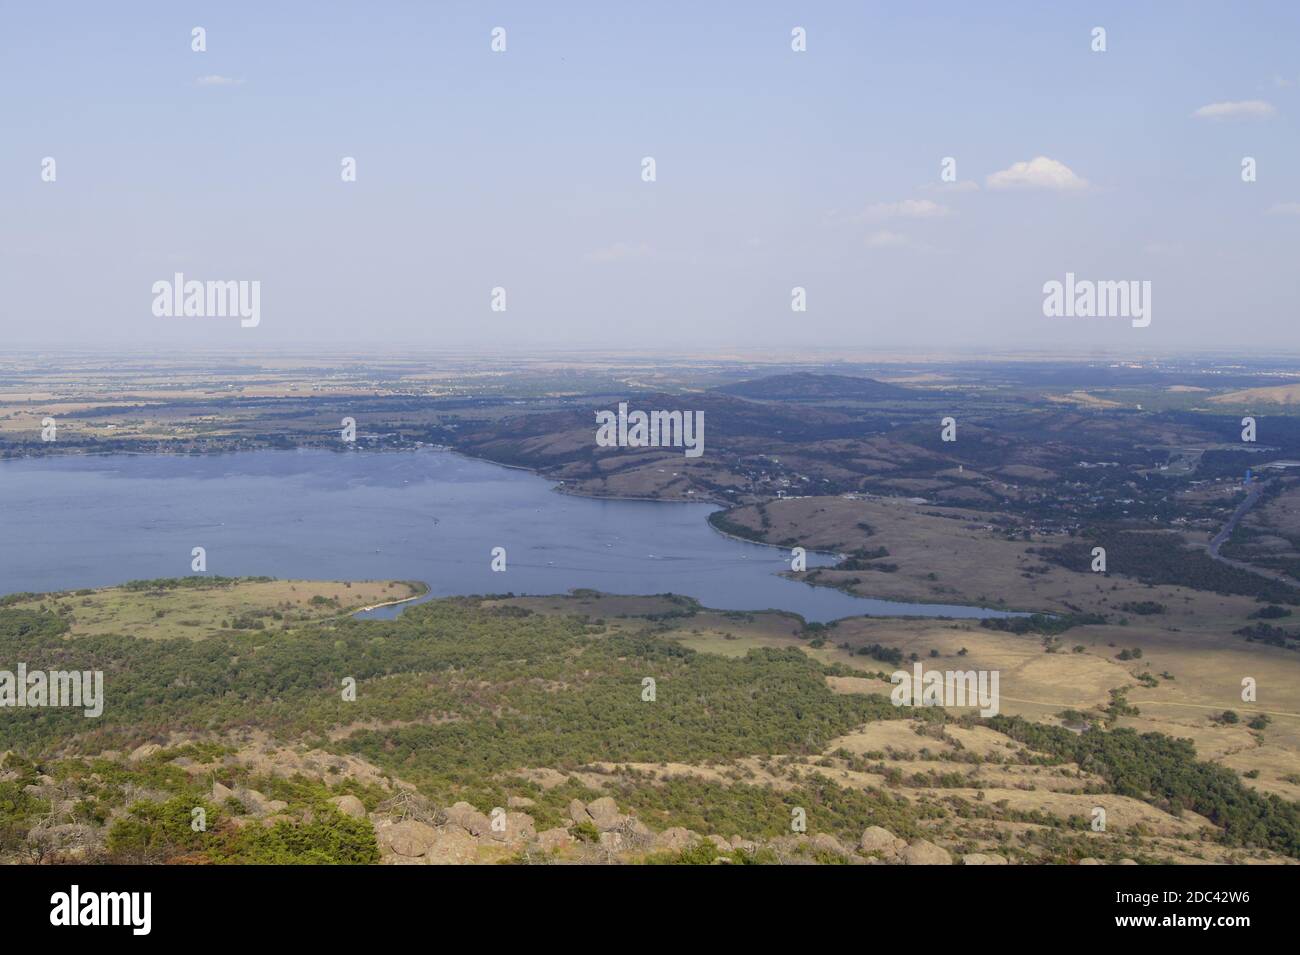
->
[0,449,1022,623]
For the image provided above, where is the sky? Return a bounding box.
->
[2,1,1298,355]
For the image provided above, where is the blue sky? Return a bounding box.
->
[2,1,1297,353]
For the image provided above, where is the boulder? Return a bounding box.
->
[707,834,731,851]
[859,826,905,856]
[128,743,162,763]
[654,827,697,852]
[234,787,272,816]
[536,828,573,852]
[210,782,234,804]
[810,833,852,858]
[487,811,536,845]
[38,823,102,859]
[444,801,491,836]
[598,830,625,852]
[328,795,366,819]
[378,820,439,858]
[1078,858,1104,865]
[962,853,1007,866]
[507,796,535,809]
[567,799,588,825]
[423,827,479,865]
[584,796,625,831]
[899,839,952,865]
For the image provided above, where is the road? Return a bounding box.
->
[1209,479,1264,558]
[1202,477,1300,586]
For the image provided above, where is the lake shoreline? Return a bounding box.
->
[0,448,1027,623]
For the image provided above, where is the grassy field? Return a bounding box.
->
[714,494,1270,621]
[8,578,424,640]
[492,590,1300,805]
[5,579,1299,864]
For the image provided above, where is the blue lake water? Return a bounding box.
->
[0,449,1018,623]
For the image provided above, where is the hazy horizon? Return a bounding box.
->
[8,343,1300,365]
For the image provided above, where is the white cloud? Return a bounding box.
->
[584,241,653,263]
[1192,100,1276,120]
[1267,202,1300,216]
[196,75,243,87]
[863,198,952,220]
[986,156,1088,191]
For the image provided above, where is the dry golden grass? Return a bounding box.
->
[1210,383,1300,406]
[13,578,421,640]
[1045,391,1123,408]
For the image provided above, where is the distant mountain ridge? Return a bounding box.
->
[714,372,917,401]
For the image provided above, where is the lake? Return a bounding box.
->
[0,449,1020,623]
